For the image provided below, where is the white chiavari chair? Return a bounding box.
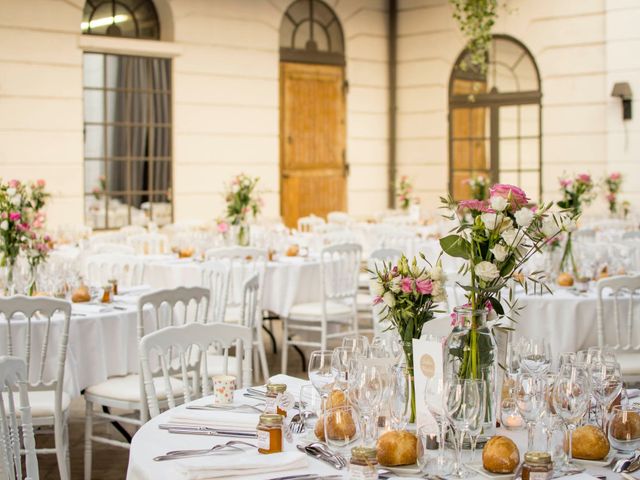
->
[120,225,146,237]
[282,243,361,373]
[203,247,269,381]
[596,275,640,381]
[140,322,252,419]
[89,231,126,249]
[297,215,325,233]
[91,243,136,255]
[0,296,71,480]
[127,232,170,255]
[201,261,230,323]
[327,211,352,226]
[85,253,145,288]
[0,356,39,480]
[373,225,416,256]
[83,286,208,480]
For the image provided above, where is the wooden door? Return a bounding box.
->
[280,62,347,228]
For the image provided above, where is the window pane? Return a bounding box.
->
[500,171,518,186]
[499,106,519,138]
[151,160,172,192]
[83,53,103,88]
[150,193,172,226]
[108,193,132,228]
[499,139,518,170]
[84,90,104,123]
[82,0,159,40]
[293,20,311,50]
[85,160,106,195]
[520,105,539,137]
[520,172,540,202]
[452,140,471,170]
[521,139,539,170]
[85,125,104,158]
[85,195,106,229]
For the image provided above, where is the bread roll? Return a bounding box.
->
[286,244,300,257]
[557,272,574,287]
[482,436,519,474]
[610,411,640,441]
[569,425,609,460]
[376,430,417,466]
[324,389,347,410]
[314,414,325,441]
[72,285,91,303]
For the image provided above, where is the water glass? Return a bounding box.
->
[323,405,361,455]
[417,423,450,475]
[342,335,369,356]
[608,404,640,452]
[308,350,336,399]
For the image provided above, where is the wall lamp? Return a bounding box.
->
[611,82,633,120]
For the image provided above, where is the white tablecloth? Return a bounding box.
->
[126,375,615,480]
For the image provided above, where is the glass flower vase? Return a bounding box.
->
[401,341,417,424]
[232,223,250,246]
[444,307,498,438]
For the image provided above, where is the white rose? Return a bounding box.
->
[389,276,402,293]
[429,266,444,282]
[481,212,504,231]
[561,214,577,232]
[501,228,525,248]
[541,216,561,237]
[514,208,534,228]
[382,291,396,308]
[11,195,21,206]
[490,195,508,212]
[6,188,16,196]
[370,280,384,297]
[0,220,7,231]
[474,261,500,282]
[490,244,509,262]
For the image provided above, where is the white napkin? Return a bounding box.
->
[267,374,311,399]
[118,284,151,295]
[168,409,259,431]
[113,295,139,305]
[72,303,109,315]
[176,451,308,480]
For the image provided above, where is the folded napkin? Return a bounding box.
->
[176,451,308,480]
[168,409,259,431]
[72,303,110,315]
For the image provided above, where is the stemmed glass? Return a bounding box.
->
[342,335,369,356]
[552,363,590,473]
[520,338,552,376]
[424,376,450,474]
[331,347,354,389]
[445,378,480,478]
[308,350,336,402]
[515,372,546,450]
[351,362,385,446]
[590,360,623,430]
[466,379,487,462]
[389,366,413,430]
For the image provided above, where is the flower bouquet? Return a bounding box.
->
[224,173,262,246]
[557,173,595,275]
[467,175,489,201]
[604,172,622,215]
[440,184,563,435]
[370,254,447,422]
[397,176,414,211]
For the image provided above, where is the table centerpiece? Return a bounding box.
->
[224,173,262,246]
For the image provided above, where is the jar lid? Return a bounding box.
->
[108,278,117,283]
[266,383,287,394]
[102,284,112,290]
[259,414,283,426]
[524,451,552,465]
[351,446,377,460]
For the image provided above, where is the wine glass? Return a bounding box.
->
[308,350,336,400]
[520,338,552,376]
[552,363,590,473]
[515,372,546,450]
[590,360,623,430]
[351,362,386,446]
[389,366,413,430]
[424,376,450,474]
[331,347,353,388]
[298,384,322,434]
[342,335,369,356]
[445,378,480,478]
[557,352,576,371]
[466,379,487,462]
[323,404,361,455]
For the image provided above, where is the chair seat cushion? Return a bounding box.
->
[616,351,640,375]
[84,374,184,402]
[288,301,352,320]
[2,390,71,418]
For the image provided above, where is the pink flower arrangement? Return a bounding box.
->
[397,176,414,211]
[489,183,529,210]
[609,172,621,181]
[559,179,572,188]
[576,173,592,184]
[458,199,493,213]
[8,212,20,221]
[216,220,229,234]
[604,172,623,214]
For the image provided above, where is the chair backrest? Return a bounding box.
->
[0,356,38,480]
[85,253,145,288]
[120,225,147,237]
[320,243,362,303]
[327,211,351,225]
[127,232,169,255]
[139,322,253,417]
[622,231,640,240]
[297,215,325,233]
[0,297,71,426]
[239,273,260,328]
[201,261,230,323]
[89,230,126,247]
[376,228,416,256]
[92,243,136,255]
[596,275,640,353]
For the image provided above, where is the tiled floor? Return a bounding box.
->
[37,322,312,479]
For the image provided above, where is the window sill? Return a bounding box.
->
[78,35,182,58]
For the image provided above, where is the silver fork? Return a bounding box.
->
[153,440,255,461]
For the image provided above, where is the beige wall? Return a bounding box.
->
[396,0,639,215]
[0,0,389,227]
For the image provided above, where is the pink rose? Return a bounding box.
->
[577,173,591,184]
[9,212,21,221]
[373,296,383,306]
[458,199,494,213]
[8,179,19,188]
[0,212,7,219]
[400,277,414,293]
[217,221,229,234]
[416,279,433,295]
[36,179,46,187]
[489,184,529,210]
[606,193,616,202]
[559,179,572,188]
[609,172,621,181]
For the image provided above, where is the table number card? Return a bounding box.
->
[412,337,444,429]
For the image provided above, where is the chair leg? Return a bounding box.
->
[55,417,70,480]
[258,340,270,382]
[84,399,93,480]
[281,319,289,375]
[262,324,278,354]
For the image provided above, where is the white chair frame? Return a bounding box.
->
[201,261,230,323]
[596,274,640,379]
[0,296,71,480]
[83,286,209,479]
[140,322,253,418]
[91,243,136,256]
[85,253,145,288]
[0,356,39,480]
[297,215,325,233]
[282,243,362,373]
[127,232,169,255]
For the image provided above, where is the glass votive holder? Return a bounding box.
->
[500,398,524,430]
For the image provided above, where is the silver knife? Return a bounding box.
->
[159,424,257,437]
[167,427,257,438]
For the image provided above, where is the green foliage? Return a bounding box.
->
[450,0,499,74]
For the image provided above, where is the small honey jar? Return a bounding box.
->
[265,383,287,416]
[108,278,118,296]
[521,451,553,480]
[349,446,378,479]
[257,414,283,454]
[101,284,112,303]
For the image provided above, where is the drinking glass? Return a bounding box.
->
[466,379,487,462]
[308,350,336,400]
[520,338,552,376]
[323,405,361,455]
[608,405,640,452]
[342,335,369,356]
[389,366,413,430]
[298,384,322,434]
[424,376,450,474]
[557,352,576,371]
[590,361,623,430]
[417,423,444,474]
[351,362,386,446]
[516,372,546,450]
[445,378,480,478]
[552,364,590,473]
[331,347,353,388]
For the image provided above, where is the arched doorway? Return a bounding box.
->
[449,35,542,201]
[279,0,347,227]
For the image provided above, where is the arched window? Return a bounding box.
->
[82,0,173,229]
[280,0,345,65]
[82,0,160,39]
[449,35,542,201]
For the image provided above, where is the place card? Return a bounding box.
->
[412,337,444,429]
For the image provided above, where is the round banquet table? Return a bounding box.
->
[142,257,323,318]
[126,374,615,480]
